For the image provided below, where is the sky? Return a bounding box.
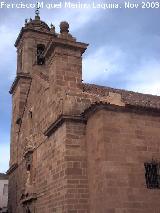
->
[0,0,160,172]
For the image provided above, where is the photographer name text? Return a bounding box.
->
[0,1,160,9]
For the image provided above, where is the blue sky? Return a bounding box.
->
[1,0,160,172]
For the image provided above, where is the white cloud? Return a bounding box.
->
[0,141,10,173]
[126,59,160,95]
[0,25,16,52]
[82,45,127,82]
[0,25,17,80]
[82,43,160,96]
[44,7,101,33]
[131,82,160,95]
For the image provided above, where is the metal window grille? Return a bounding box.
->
[144,160,160,189]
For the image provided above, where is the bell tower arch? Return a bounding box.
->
[15,14,55,74]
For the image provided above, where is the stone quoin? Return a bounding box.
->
[8,13,160,213]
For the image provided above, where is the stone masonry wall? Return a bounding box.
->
[86,108,160,213]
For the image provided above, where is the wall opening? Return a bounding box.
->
[144,160,160,189]
[37,44,45,65]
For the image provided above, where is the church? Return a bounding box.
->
[7,12,160,213]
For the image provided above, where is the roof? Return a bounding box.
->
[0,173,8,180]
[83,83,160,110]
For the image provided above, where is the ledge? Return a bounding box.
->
[44,101,160,138]
[15,27,53,47]
[44,114,87,137]
[44,38,89,61]
[9,72,31,94]
[82,102,160,120]
[6,163,18,175]
[20,193,37,204]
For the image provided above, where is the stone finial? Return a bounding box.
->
[60,21,69,34]
[50,23,55,33]
[35,3,40,15]
[35,2,40,20]
[25,19,28,26]
[35,15,40,21]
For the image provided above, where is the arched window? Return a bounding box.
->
[37,44,45,65]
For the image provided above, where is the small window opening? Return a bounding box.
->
[26,206,31,213]
[27,164,31,172]
[18,51,22,72]
[144,160,160,189]
[37,44,45,65]
[29,110,32,119]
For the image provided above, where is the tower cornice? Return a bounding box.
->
[15,27,54,47]
[9,72,31,94]
[44,38,89,62]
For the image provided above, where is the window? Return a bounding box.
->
[37,44,45,65]
[144,160,160,189]
[26,206,31,213]
[17,49,22,72]
[3,184,8,195]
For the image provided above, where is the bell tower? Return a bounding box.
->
[8,11,89,213]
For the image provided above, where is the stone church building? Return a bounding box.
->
[7,13,160,213]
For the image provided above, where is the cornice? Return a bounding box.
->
[82,102,160,120]
[6,163,18,175]
[44,114,87,137]
[44,101,160,137]
[9,72,32,94]
[15,27,53,47]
